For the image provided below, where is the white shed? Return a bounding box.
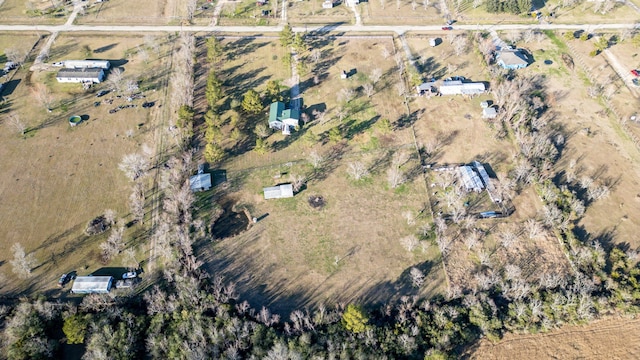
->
[263,184,294,199]
[439,81,485,95]
[71,276,114,294]
[482,107,497,119]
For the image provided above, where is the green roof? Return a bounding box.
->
[269,102,300,124]
[269,102,285,124]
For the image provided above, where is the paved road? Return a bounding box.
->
[2,22,639,35]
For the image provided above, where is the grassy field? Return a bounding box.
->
[195,36,447,314]
[0,33,172,297]
[75,0,189,25]
[359,0,445,25]
[0,0,69,25]
[448,0,638,25]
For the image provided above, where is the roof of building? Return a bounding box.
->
[482,107,497,118]
[263,183,294,199]
[56,68,104,79]
[71,276,113,293]
[458,166,485,192]
[269,102,300,124]
[440,81,486,95]
[64,60,111,69]
[190,173,212,191]
[497,49,528,66]
[417,82,436,91]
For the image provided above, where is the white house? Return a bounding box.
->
[264,184,294,199]
[56,68,105,83]
[269,102,300,135]
[190,173,212,192]
[71,276,114,294]
[63,60,111,70]
[439,80,485,95]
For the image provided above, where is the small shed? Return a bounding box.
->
[190,173,212,192]
[322,0,333,8]
[482,107,497,119]
[429,38,438,47]
[264,184,294,199]
[480,101,489,109]
[71,276,113,294]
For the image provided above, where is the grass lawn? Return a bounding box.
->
[75,0,183,25]
[360,0,445,25]
[0,0,69,25]
[0,33,172,297]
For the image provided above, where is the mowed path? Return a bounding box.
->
[468,317,640,359]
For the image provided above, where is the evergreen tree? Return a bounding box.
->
[242,89,263,114]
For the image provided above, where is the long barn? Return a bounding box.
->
[71,276,114,294]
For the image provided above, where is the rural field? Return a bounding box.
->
[0,32,173,297]
[194,35,448,314]
[75,0,192,25]
[0,0,68,25]
[468,316,640,359]
[447,0,638,25]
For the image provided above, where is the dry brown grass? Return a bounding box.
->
[75,0,182,25]
[360,0,444,25]
[468,316,640,359]
[0,34,171,296]
[0,0,68,25]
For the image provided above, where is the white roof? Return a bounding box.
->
[264,184,294,199]
[458,166,484,192]
[190,173,212,191]
[71,276,113,294]
[440,82,485,95]
[64,60,111,69]
[482,107,497,118]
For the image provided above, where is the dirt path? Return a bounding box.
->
[209,0,228,26]
[468,317,640,359]
[601,42,639,98]
[346,0,362,26]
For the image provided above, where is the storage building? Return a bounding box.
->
[71,276,114,294]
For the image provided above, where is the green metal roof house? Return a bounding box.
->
[269,101,300,135]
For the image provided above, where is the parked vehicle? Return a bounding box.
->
[442,26,453,31]
[631,69,640,77]
[96,90,110,97]
[122,271,137,279]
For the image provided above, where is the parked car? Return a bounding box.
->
[141,101,155,108]
[115,278,139,289]
[122,271,137,279]
[58,272,76,287]
[631,69,640,77]
[96,90,109,97]
[442,26,453,31]
[633,78,640,87]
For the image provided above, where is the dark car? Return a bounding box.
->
[57,272,76,287]
[442,26,453,31]
[631,69,640,77]
[96,90,110,97]
[142,101,155,108]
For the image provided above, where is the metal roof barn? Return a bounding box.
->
[263,184,294,199]
[71,276,114,294]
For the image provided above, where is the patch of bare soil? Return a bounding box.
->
[467,317,640,359]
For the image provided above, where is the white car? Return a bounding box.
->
[122,271,137,279]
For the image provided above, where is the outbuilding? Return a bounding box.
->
[63,60,111,70]
[439,80,485,95]
[263,184,294,199]
[56,68,105,83]
[482,107,497,119]
[70,276,114,294]
[190,173,212,192]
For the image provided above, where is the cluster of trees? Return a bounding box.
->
[201,36,227,164]
[485,0,531,14]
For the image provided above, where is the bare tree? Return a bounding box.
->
[387,166,406,188]
[347,161,369,180]
[522,29,535,43]
[337,87,355,104]
[498,228,518,249]
[119,153,149,181]
[371,68,383,85]
[403,210,416,225]
[587,84,603,98]
[31,83,54,110]
[7,113,27,136]
[186,0,197,21]
[4,48,27,66]
[400,235,419,252]
[310,48,322,63]
[363,82,375,97]
[381,46,391,59]
[122,248,139,270]
[10,243,36,279]
[129,182,145,224]
[108,68,125,94]
[411,0,417,10]
[289,174,306,193]
[409,267,425,288]
[464,230,480,250]
[99,226,124,263]
[379,0,385,9]
[452,35,468,56]
[144,34,161,55]
[524,219,542,239]
[254,123,271,138]
[308,150,324,168]
[104,209,117,227]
